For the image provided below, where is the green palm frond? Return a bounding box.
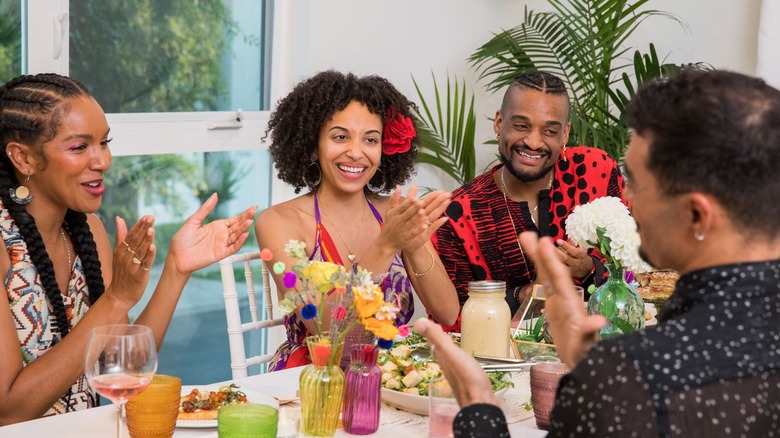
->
[413,73,477,187]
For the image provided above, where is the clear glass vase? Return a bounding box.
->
[587,263,645,340]
[300,334,345,437]
[342,344,381,435]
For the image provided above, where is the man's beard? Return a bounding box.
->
[499,152,555,183]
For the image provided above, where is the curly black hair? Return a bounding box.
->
[0,73,106,343]
[264,70,419,194]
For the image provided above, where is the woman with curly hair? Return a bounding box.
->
[256,70,458,370]
[0,73,256,424]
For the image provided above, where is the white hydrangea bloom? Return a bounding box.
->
[565,196,651,273]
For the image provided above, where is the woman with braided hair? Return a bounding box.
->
[0,73,257,425]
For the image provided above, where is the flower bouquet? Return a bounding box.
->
[264,240,406,436]
[566,196,651,339]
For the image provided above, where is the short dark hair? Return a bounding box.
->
[265,70,419,194]
[628,69,780,238]
[501,71,570,117]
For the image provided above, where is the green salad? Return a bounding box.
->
[377,332,514,396]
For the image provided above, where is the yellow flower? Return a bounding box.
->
[362,317,399,340]
[353,284,384,319]
[303,261,341,294]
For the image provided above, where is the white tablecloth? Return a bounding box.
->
[0,367,546,437]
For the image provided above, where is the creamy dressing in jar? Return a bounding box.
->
[460,280,511,358]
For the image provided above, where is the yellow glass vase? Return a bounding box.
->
[300,334,345,437]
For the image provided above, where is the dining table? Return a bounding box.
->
[0,366,546,437]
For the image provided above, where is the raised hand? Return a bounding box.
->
[380,185,451,252]
[167,193,258,274]
[519,232,607,368]
[108,215,156,307]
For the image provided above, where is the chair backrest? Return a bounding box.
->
[219,251,285,379]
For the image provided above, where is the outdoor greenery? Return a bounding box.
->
[0,2,21,83]
[67,1,254,241]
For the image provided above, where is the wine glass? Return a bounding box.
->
[84,324,157,438]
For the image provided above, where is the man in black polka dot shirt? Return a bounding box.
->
[420,69,780,437]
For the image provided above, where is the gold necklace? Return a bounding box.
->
[499,168,534,281]
[60,226,72,271]
[320,199,368,264]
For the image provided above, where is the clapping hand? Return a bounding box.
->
[519,232,607,368]
[109,215,156,306]
[168,193,258,275]
[382,185,450,252]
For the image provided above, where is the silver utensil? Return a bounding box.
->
[480,362,534,371]
[474,355,524,364]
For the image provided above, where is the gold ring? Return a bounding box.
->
[132,257,141,265]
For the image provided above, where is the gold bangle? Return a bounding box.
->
[411,247,435,277]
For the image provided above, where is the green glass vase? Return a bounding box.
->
[299,334,345,437]
[587,263,645,340]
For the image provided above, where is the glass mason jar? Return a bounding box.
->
[299,334,345,437]
[341,344,381,435]
[587,263,645,340]
[460,280,511,358]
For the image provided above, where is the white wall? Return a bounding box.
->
[272,0,761,196]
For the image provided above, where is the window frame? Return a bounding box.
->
[24,0,280,158]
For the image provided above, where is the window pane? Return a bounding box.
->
[0,0,22,83]
[101,149,271,384]
[69,0,267,113]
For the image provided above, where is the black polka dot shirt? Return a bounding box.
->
[546,260,780,437]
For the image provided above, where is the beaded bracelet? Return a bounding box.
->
[412,247,435,277]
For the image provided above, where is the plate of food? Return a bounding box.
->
[378,333,512,415]
[177,383,278,428]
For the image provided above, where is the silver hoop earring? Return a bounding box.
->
[304,160,321,189]
[366,169,386,193]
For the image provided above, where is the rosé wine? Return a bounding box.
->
[90,374,150,403]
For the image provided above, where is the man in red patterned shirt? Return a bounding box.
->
[433,71,625,331]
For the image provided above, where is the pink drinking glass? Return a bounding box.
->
[84,324,157,438]
[530,362,569,430]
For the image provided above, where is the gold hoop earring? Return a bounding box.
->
[9,172,33,205]
[495,132,500,143]
[562,145,568,162]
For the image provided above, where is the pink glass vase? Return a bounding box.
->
[341,344,381,435]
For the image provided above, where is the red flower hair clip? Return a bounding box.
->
[382,109,416,155]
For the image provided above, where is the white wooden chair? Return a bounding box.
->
[219,251,285,379]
